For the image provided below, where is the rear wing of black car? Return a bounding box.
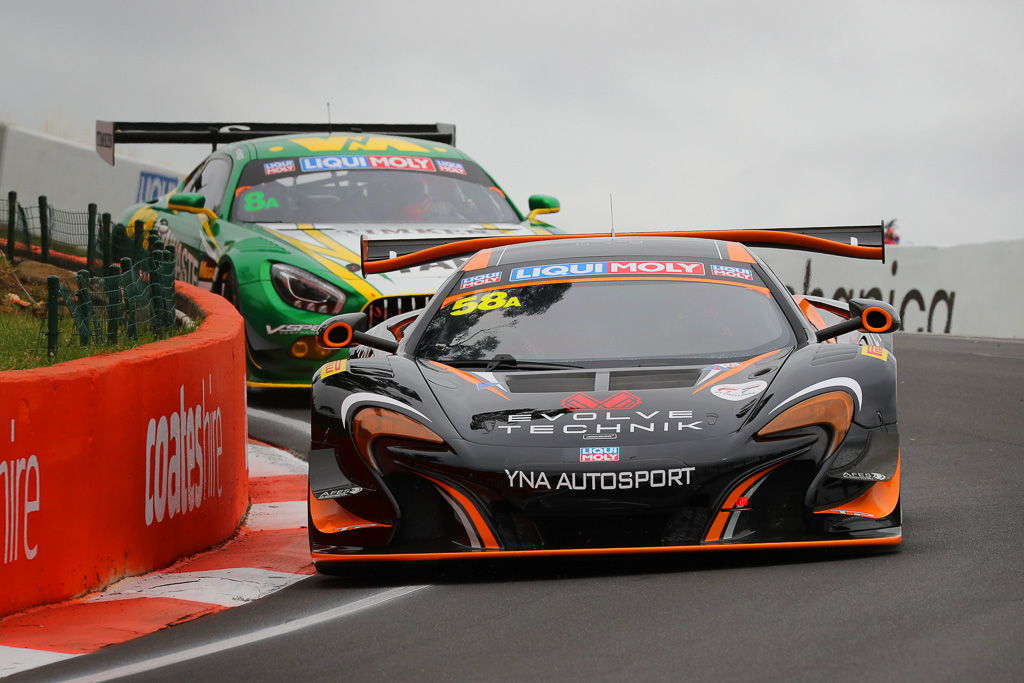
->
[95,121,456,165]
[360,224,886,275]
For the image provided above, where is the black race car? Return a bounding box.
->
[307,225,902,567]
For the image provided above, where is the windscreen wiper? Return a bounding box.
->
[433,354,583,371]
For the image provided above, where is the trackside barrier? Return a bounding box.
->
[761,239,1024,339]
[0,283,248,617]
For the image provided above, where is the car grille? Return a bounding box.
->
[363,294,432,327]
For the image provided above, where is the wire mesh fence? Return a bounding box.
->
[2,191,112,273]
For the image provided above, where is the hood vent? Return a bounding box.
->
[608,368,701,390]
[811,345,861,365]
[506,373,596,393]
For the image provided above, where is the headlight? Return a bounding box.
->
[756,391,855,455]
[270,263,347,314]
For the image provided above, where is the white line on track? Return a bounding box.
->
[60,585,430,682]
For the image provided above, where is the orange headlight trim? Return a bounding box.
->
[757,391,855,455]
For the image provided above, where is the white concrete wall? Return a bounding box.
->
[0,124,184,214]
[761,241,1024,339]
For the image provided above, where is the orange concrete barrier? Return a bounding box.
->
[0,282,248,616]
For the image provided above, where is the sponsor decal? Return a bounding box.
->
[263,159,296,175]
[711,265,753,280]
[510,261,705,282]
[488,408,702,436]
[460,271,501,289]
[860,345,889,362]
[136,171,180,202]
[240,191,280,212]
[580,446,620,462]
[697,362,741,384]
[144,379,223,526]
[265,323,321,335]
[437,159,467,175]
[840,471,887,481]
[450,291,521,315]
[319,360,348,379]
[2,419,41,564]
[504,468,694,491]
[155,222,201,285]
[199,259,216,281]
[315,485,363,500]
[562,391,641,411]
[299,155,436,172]
[710,380,768,402]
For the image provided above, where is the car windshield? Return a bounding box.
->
[415,273,796,367]
[230,157,519,224]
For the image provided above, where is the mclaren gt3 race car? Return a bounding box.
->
[96,121,561,387]
[306,225,902,567]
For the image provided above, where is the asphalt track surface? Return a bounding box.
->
[17,335,1024,682]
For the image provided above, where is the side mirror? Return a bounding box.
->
[168,193,219,223]
[168,193,206,209]
[815,298,900,342]
[527,194,560,223]
[316,312,398,353]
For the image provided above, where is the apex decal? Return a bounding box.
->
[510,261,705,282]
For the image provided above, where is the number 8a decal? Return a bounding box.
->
[450,291,522,315]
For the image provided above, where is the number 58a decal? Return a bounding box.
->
[450,291,522,315]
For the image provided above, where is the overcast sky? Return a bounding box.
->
[2,1,1021,245]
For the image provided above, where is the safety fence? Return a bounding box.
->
[1,191,186,361]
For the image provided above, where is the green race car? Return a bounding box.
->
[98,121,561,387]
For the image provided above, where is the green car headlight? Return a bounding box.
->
[270,263,347,314]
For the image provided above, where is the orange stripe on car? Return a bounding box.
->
[418,474,500,549]
[427,360,511,401]
[726,242,756,263]
[691,348,783,395]
[794,296,836,343]
[308,491,391,534]
[311,536,901,563]
[463,248,493,271]
[704,462,786,542]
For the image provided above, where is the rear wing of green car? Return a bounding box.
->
[95,120,456,165]
[360,224,886,275]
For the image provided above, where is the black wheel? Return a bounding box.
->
[217,265,241,310]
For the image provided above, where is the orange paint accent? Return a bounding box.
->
[704,462,786,542]
[427,360,512,401]
[862,306,894,333]
[363,229,883,274]
[441,276,771,307]
[388,316,416,342]
[726,241,756,263]
[463,248,493,271]
[818,456,901,519]
[0,283,248,618]
[795,296,836,344]
[418,474,500,549]
[758,391,855,455]
[351,407,445,472]
[691,348,783,395]
[309,491,390,534]
[312,535,901,563]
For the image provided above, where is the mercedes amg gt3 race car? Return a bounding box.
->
[306,225,902,568]
[96,121,561,387]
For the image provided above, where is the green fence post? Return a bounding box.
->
[105,264,120,344]
[132,220,144,264]
[75,270,92,346]
[47,275,59,358]
[120,257,138,340]
[38,195,50,263]
[86,203,98,273]
[5,191,15,262]
[163,245,177,330]
[101,213,112,269]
